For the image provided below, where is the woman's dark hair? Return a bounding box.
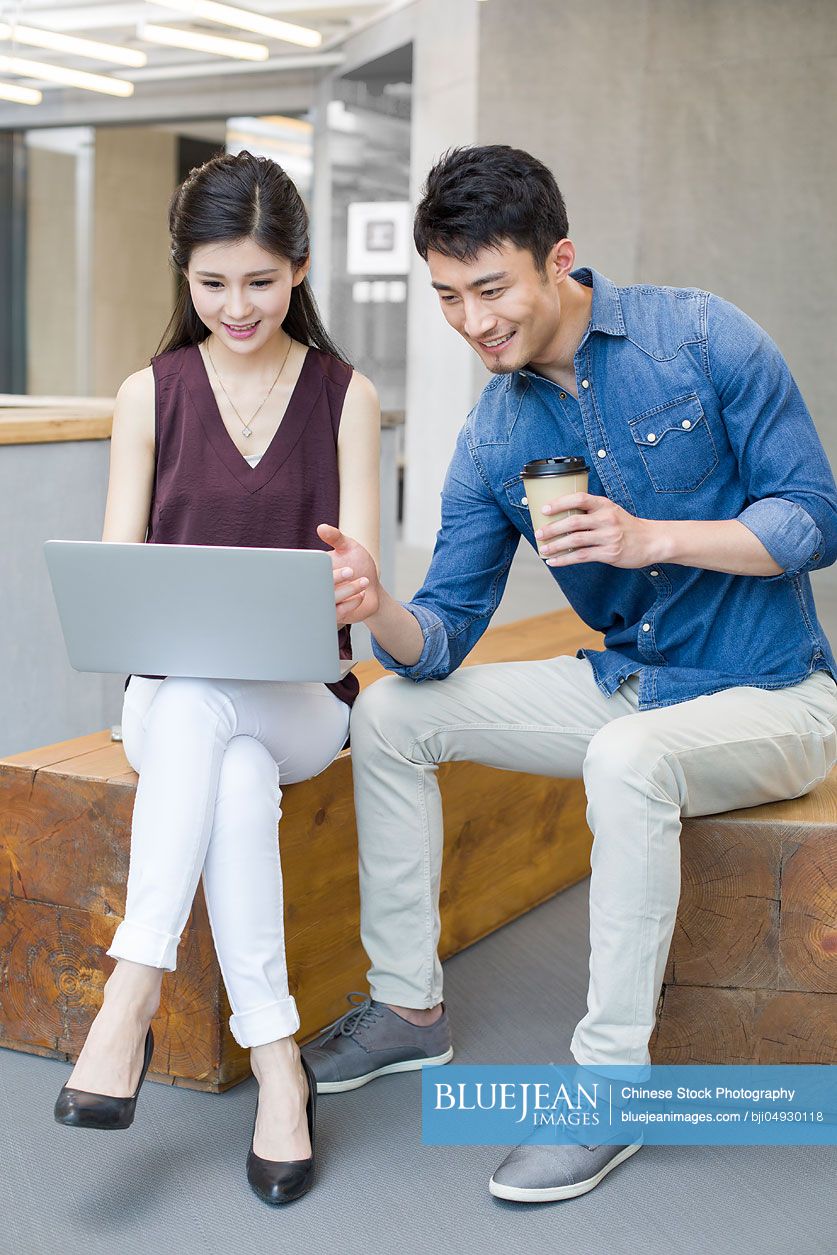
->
[157,149,347,361]
[413,145,569,274]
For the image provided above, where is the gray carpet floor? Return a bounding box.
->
[1,880,835,1255]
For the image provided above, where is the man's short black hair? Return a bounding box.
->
[413,145,569,273]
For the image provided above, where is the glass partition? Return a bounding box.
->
[8,114,318,398]
[24,127,92,396]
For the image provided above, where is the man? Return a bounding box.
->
[308,145,837,1201]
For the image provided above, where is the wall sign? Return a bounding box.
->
[347,201,412,275]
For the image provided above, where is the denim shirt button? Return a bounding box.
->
[813,551,821,560]
[650,569,660,577]
[581,379,590,389]
[681,419,692,429]
[642,623,651,632]
[647,433,657,442]
[597,449,607,458]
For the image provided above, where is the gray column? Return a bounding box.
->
[0,133,27,394]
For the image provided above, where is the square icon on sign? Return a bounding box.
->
[366,220,396,252]
[347,201,411,275]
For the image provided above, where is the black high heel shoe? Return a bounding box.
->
[247,1054,317,1206]
[54,1027,154,1130]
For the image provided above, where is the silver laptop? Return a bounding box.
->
[44,540,355,683]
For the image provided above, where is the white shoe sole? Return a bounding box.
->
[315,1047,454,1094]
[488,1142,642,1203]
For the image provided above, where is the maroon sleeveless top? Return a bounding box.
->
[145,342,359,709]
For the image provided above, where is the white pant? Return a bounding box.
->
[349,656,837,1067]
[107,675,350,1048]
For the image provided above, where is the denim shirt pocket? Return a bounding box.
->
[628,394,718,492]
[503,475,534,534]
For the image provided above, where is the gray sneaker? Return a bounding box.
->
[301,993,453,1093]
[489,1141,642,1202]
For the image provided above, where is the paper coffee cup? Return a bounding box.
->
[521,457,589,537]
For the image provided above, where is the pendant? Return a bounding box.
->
[242,426,253,438]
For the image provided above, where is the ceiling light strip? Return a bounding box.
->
[161,0,322,48]
[138,23,268,61]
[0,53,133,96]
[0,22,146,67]
[0,78,41,104]
[123,49,343,82]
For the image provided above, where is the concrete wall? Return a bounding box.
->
[402,0,483,549]
[401,0,837,548]
[92,128,177,394]
[477,0,837,464]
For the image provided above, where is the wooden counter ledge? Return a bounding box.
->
[0,397,115,446]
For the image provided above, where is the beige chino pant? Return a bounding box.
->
[349,655,837,1066]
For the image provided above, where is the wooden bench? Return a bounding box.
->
[650,781,837,1064]
[3,608,835,1085]
[0,609,603,1091]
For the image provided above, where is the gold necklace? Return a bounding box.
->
[205,336,293,439]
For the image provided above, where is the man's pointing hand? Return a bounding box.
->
[317,523,381,626]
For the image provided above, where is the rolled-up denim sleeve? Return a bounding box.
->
[736,497,824,580]
[370,419,520,681]
[370,601,450,676]
[707,294,837,580]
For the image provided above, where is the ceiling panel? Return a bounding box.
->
[0,0,396,92]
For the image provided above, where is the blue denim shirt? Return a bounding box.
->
[373,268,837,709]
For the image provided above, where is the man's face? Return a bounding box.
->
[427,240,564,374]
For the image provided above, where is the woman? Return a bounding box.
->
[53,151,380,1207]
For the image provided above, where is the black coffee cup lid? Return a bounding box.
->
[522,456,589,477]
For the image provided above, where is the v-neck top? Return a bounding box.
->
[146,341,358,708]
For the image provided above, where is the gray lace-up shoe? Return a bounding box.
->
[301,993,453,1093]
[489,1141,642,1203]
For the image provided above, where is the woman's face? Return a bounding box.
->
[186,236,309,353]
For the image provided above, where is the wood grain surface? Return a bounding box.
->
[0,400,403,447]
[0,410,114,445]
[651,986,837,1064]
[652,801,837,1063]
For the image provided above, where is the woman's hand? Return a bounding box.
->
[317,523,381,627]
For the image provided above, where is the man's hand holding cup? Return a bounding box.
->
[522,457,659,569]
